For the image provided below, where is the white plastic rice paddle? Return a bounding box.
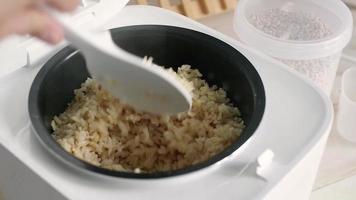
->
[46,8,192,114]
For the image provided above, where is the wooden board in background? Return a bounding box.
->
[131,0,238,19]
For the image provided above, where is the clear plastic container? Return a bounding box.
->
[234,0,353,95]
[337,68,356,143]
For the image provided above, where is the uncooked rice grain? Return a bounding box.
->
[51,65,244,173]
[249,8,338,94]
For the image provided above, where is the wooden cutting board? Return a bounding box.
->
[130,0,238,19]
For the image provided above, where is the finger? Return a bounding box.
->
[34,15,64,44]
[46,0,80,11]
[0,9,64,44]
[0,0,35,22]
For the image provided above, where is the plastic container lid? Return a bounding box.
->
[234,0,353,60]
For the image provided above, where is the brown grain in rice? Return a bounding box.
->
[51,65,244,173]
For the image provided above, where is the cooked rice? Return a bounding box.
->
[51,65,244,173]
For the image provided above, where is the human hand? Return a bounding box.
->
[0,0,80,44]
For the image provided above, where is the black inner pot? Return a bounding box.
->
[28,25,265,179]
